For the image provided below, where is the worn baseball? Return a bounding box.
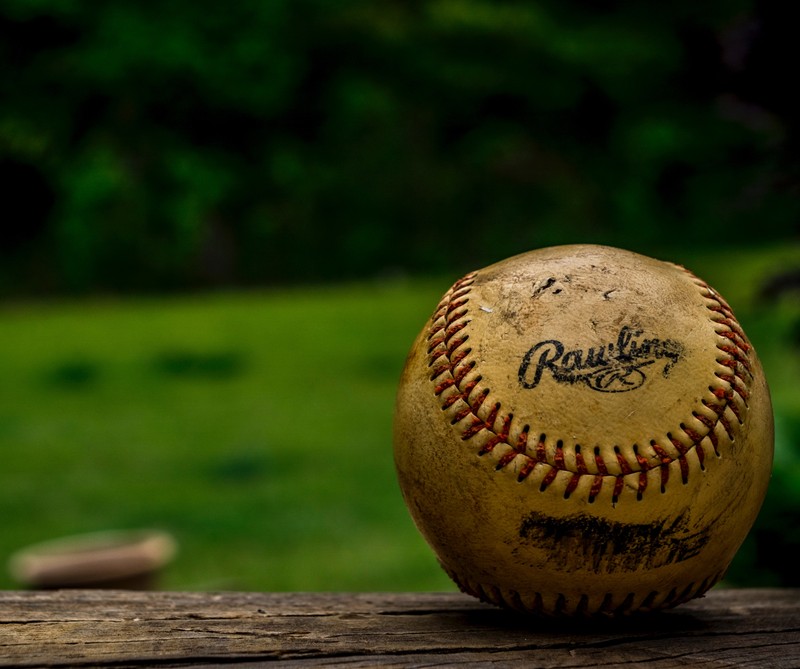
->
[394,244,773,616]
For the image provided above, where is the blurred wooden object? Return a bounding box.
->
[0,588,798,667]
[7,530,177,590]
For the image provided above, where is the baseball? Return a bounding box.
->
[393,244,773,616]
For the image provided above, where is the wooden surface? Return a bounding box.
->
[0,588,798,667]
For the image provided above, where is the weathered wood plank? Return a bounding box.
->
[0,589,798,667]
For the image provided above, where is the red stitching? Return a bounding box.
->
[633,446,650,471]
[718,412,734,440]
[470,387,489,412]
[485,402,501,428]
[425,267,753,502]
[575,446,588,475]
[637,471,648,497]
[517,457,536,482]
[595,449,608,475]
[441,392,462,409]
[681,424,704,445]
[715,372,748,401]
[650,440,672,464]
[451,405,472,424]
[496,450,518,468]
[719,345,752,373]
[461,418,485,441]
[540,468,558,491]
[728,399,744,424]
[516,426,530,451]
[449,346,470,367]
[616,447,633,475]
[535,434,547,463]
[446,296,469,314]
[679,456,689,484]
[446,567,720,615]
[434,378,455,395]
[554,442,566,470]
[660,464,669,492]
[453,360,475,385]
[444,322,469,347]
[565,474,581,498]
[589,474,604,500]
[666,432,685,455]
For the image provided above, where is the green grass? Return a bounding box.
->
[0,278,455,591]
[0,242,798,590]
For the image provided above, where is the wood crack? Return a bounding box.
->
[1,590,799,667]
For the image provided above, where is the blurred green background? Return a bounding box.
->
[0,0,798,591]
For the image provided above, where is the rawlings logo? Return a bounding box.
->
[518,326,684,393]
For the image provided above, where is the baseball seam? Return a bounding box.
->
[445,563,725,617]
[425,268,753,504]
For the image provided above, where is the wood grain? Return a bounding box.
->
[1,589,798,667]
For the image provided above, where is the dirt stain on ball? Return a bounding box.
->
[518,511,712,574]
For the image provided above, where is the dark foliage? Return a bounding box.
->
[1,0,797,293]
